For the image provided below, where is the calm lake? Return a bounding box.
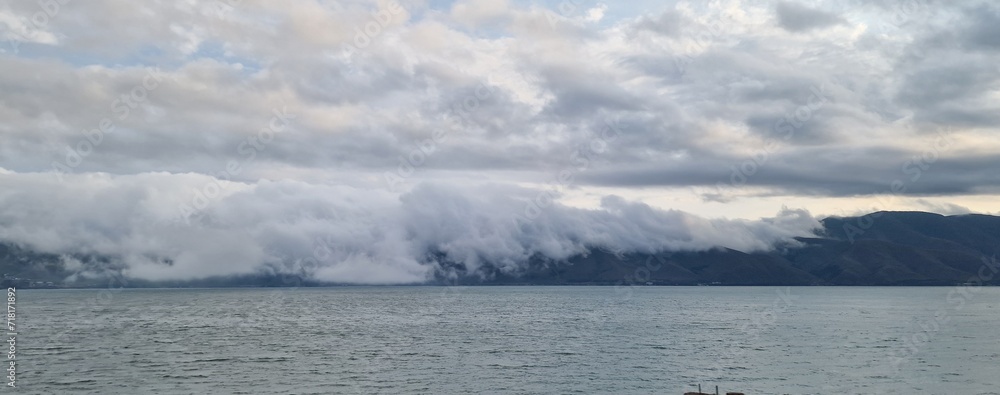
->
[16,286,1000,394]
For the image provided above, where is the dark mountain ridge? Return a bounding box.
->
[468,211,1000,286]
[2,211,999,287]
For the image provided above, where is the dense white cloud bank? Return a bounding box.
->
[0,170,819,283]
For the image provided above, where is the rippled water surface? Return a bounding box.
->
[17,286,1000,394]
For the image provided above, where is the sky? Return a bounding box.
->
[0,0,998,282]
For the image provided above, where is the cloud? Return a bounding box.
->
[914,199,972,216]
[0,170,820,283]
[450,0,512,28]
[1,1,996,200]
[959,4,1000,51]
[775,1,846,32]
[631,10,686,37]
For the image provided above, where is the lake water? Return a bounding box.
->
[15,286,1000,394]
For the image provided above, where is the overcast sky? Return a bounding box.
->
[1,0,998,282]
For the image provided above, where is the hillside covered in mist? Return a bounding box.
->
[2,211,997,287]
[477,211,1000,286]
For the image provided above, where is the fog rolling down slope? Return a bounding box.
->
[470,211,1000,286]
[2,211,999,287]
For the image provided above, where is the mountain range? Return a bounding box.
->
[2,211,998,287]
[473,211,1000,286]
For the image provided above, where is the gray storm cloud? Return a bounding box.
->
[0,170,819,284]
[2,1,999,202]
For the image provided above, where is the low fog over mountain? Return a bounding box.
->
[2,170,997,286]
[0,170,821,284]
